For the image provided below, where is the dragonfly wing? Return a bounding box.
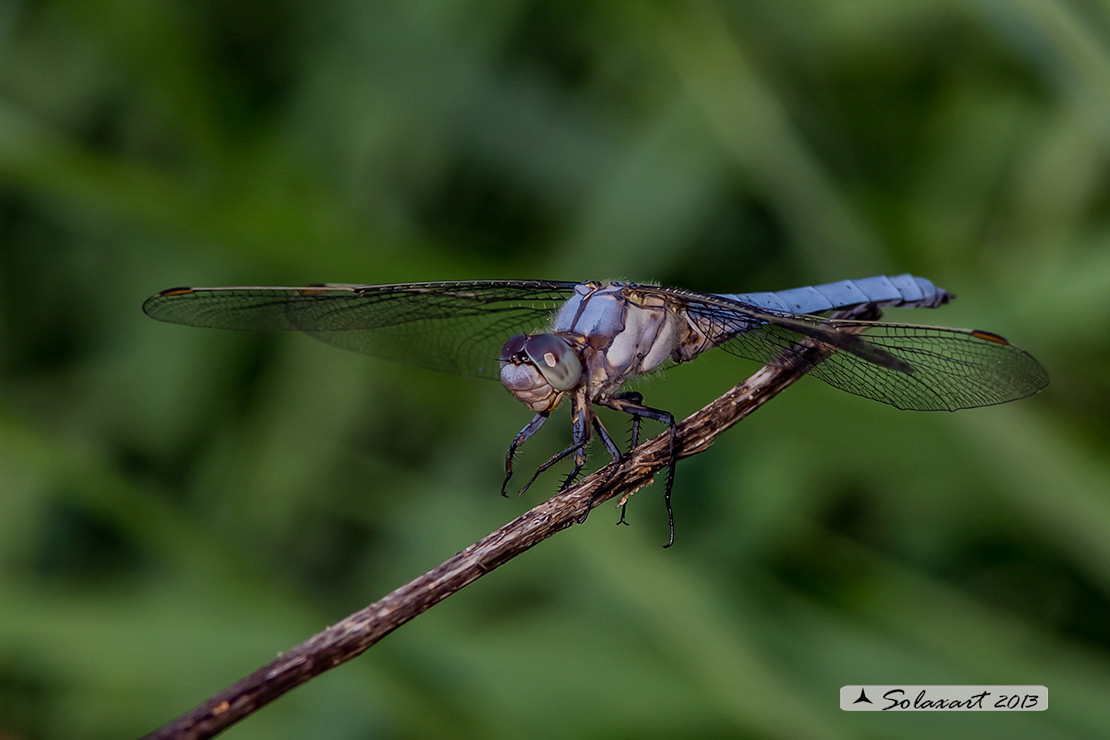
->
[709,316,1048,411]
[655,287,915,373]
[650,288,1048,411]
[142,280,579,379]
[796,321,1049,410]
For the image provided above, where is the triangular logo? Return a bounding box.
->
[853,688,873,704]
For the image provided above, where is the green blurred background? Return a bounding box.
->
[1,1,1108,738]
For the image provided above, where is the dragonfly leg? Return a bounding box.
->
[600,395,678,547]
[591,391,642,526]
[591,413,624,464]
[502,412,548,497]
[560,394,592,491]
[517,392,592,497]
[613,391,644,448]
[578,412,627,525]
[518,440,584,496]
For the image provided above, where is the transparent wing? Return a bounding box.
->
[653,289,1049,411]
[734,321,1048,410]
[142,280,580,379]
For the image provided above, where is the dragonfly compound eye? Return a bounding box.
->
[524,334,581,391]
[500,333,528,362]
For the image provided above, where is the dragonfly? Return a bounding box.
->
[143,274,1048,544]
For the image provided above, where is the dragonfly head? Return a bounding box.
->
[499,333,582,412]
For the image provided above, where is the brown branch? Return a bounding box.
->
[141,306,878,740]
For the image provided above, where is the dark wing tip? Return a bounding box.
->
[970,329,1010,345]
[143,286,198,320]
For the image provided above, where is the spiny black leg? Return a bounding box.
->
[561,398,591,491]
[518,441,584,496]
[614,391,644,448]
[616,501,630,526]
[628,417,641,450]
[502,413,548,497]
[561,455,586,491]
[592,414,623,465]
[661,418,677,547]
[581,414,625,524]
[512,393,595,500]
[600,395,677,547]
[651,415,678,547]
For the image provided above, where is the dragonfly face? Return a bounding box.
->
[142,274,1048,545]
[499,332,582,413]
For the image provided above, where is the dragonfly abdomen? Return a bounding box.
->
[721,274,951,315]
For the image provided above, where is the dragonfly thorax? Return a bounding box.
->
[499,333,583,413]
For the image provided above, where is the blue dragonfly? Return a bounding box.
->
[144,274,1048,543]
